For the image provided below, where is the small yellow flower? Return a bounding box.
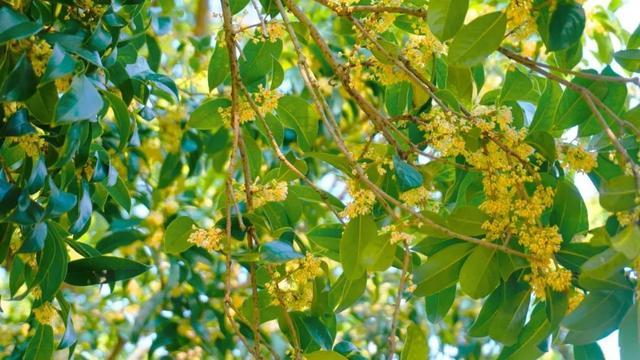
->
[340,179,375,218]
[188,226,224,252]
[563,145,597,173]
[33,302,57,325]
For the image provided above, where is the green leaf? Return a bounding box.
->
[611,225,640,260]
[65,255,150,286]
[498,304,552,360]
[545,288,568,327]
[525,131,557,162]
[385,81,411,116]
[563,290,632,344]
[573,343,605,360]
[548,3,586,51]
[489,282,531,345]
[208,38,230,91]
[32,223,69,301]
[553,72,608,130]
[329,273,367,312]
[24,324,54,360]
[106,176,131,212]
[459,246,500,299]
[260,241,303,263]
[55,76,105,123]
[614,49,640,73]
[401,323,429,360]
[500,67,533,103]
[619,303,640,360]
[550,179,588,242]
[469,286,502,337]
[277,96,317,151]
[1,54,38,101]
[394,155,424,192]
[340,215,378,279]
[448,12,506,67]
[188,98,230,130]
[530,81,562,132]
[42,44,76,84]
[446,65,473,106]
[163,216,195,255]
[579,248,630,291]
[599,175,636,212]
[69,181,92,234]
[425,286,456,323]
[0,6,42,44]
[239,39,283,87]
[446,205,488,236]
[413,242,475,297]
[426,0,469,41]
[104,92,132,150]
[305,351,347,360]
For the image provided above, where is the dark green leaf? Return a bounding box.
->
[448,12,506,66]
[548,3,586,51]
[163,216,195,255]
[65,256,150,286]
[55,76,105,123]
[426,0,469,41]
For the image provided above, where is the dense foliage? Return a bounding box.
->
[1,0,639,358]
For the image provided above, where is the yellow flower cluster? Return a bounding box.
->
[3,101,19,117]
[402,24,446,69]
[33,302,57,326]
[237,180,288,208]
[340,179,376,218]
[381,224,415,245]
[563,145,597,173]
[418,108,469,157]
[55,75,73,93]
[266,253,322,311]
[399,186,430,208]
[266,22,286,42]
[29,40,52,77]
[426,104,572,297]
[8,134,46,158]
[187,226,224,252]
[219,85,280,125]
[506,0,537,40]
[158,108,184,153]
[567,291,585,313]
[616,208,640,226]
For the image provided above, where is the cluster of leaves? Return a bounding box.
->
[0,0,639,359]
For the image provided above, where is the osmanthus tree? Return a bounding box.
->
[1,0,640,358]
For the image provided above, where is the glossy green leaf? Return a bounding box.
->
[55,76,105,123]
[614,49,640,73]
[65,256,150,286]
[394,155,424,192]
[413,243,475,297]
[163,216,195,255]
[550,179,588,242]
[188,98,230,130]
[448,12,506,66]
[446,205,488,236]
[340,215,378,279]
[24,324,54,360]
[563,290,632,344]
[401,323,429,360]
[619,303,640,360]
[599,175,636,212]
[426,0,469,41]
[425,286,456,323]
[459,246,500,298]
[0,6,42,44]
[548,3,586,51]
[277,96,317,151]
[0,54,37,101]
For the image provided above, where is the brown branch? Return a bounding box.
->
[220,0,263,357]
[387,240,411,358]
